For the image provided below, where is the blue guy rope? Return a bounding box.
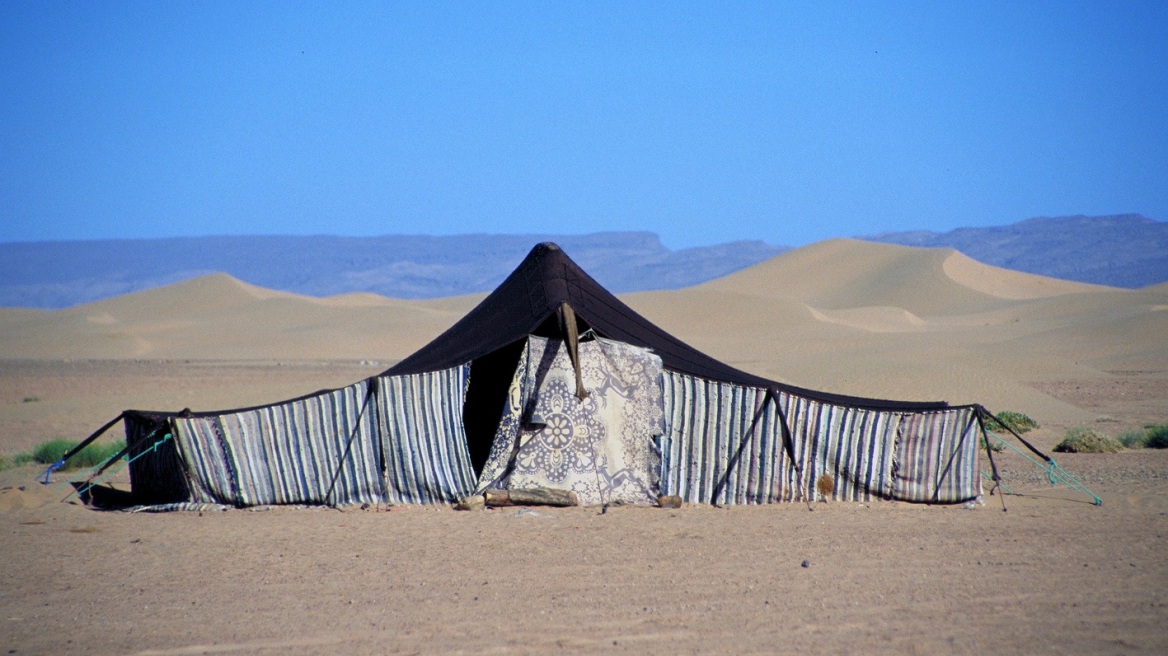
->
[65,433,174,504]
[981,470,1015,495]
[52,444,136,495]
[984,432,1102,506]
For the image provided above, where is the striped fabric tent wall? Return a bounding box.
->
[660,372,789,505]
[164,366,476,507]
[377,366,477,505]
[780,393,901,503]
[132,355,980,510]
[660,371,982,505]
[172,379,384,506]
[887,408,981,503]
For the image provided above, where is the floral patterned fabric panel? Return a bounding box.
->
[475,336,664,505]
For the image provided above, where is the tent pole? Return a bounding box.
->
[976,408,1008,511]
[930,410,981,503]
[324,377,379,507]
[977,405,1052,464]
[710,390,774,506]
[977,405,1102,507]
[66,432,175,505]
[558,303,589,400]
[40,412,125,485]
[769,389,809,507]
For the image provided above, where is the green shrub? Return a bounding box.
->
[31,439,78,465]
[984,411,1038,434]
[1146,425,1168,449]
[1118,430,1148,448]
[1053,427,1122,454]
[30,438,126,470]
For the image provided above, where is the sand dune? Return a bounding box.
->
[628,240,1165,433]
[939,248,1116,299]
[699,238,1111,312]
[806,305,928,333]
[0,273,477,361]
[1,238,1165,450]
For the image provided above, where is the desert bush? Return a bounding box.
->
[1118,430,1148,449]
[31,438,126,470]
[1146,424,1168,449]
[1053,427,1122,454]
[984,411,1038,434]
[31,438,77,465]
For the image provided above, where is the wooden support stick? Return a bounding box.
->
[483,489,510,507]
[483,487,578,507]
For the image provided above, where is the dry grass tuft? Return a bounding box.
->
[815,474,835,501]
[1053,427,1122,454]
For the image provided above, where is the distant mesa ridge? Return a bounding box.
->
[0,232,786,309]
[864,214,1166,291]
[0,214,1164,309]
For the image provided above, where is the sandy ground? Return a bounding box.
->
[2,452,1166,656]
[2,239,1166,654]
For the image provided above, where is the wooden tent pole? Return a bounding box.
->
[558,302,589,400]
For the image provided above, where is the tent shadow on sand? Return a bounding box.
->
[52,242,1073,511]
[69,481,135,511]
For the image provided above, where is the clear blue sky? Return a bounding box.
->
[3,1,1165,249]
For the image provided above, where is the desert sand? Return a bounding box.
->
[1,239,1166,654]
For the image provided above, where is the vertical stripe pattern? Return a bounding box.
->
[169,366,477,508]
[890,408,981,503]
[777,392,898,503]
[172,380,384,506]
[152,358,979,508]
[376,365,477,505]
[659,372,786,505]
[660,371,982,504]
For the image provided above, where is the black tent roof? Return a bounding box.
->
[387,242,951,411]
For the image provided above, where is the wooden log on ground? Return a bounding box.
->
[483,489,510,507]
[508,487,578,507]
[483,487,578,507]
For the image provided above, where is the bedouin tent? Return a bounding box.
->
[60,243,1021,510]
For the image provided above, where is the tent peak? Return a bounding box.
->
[386,239,778,388]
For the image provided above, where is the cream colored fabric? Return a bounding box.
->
[476,336,664,505]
